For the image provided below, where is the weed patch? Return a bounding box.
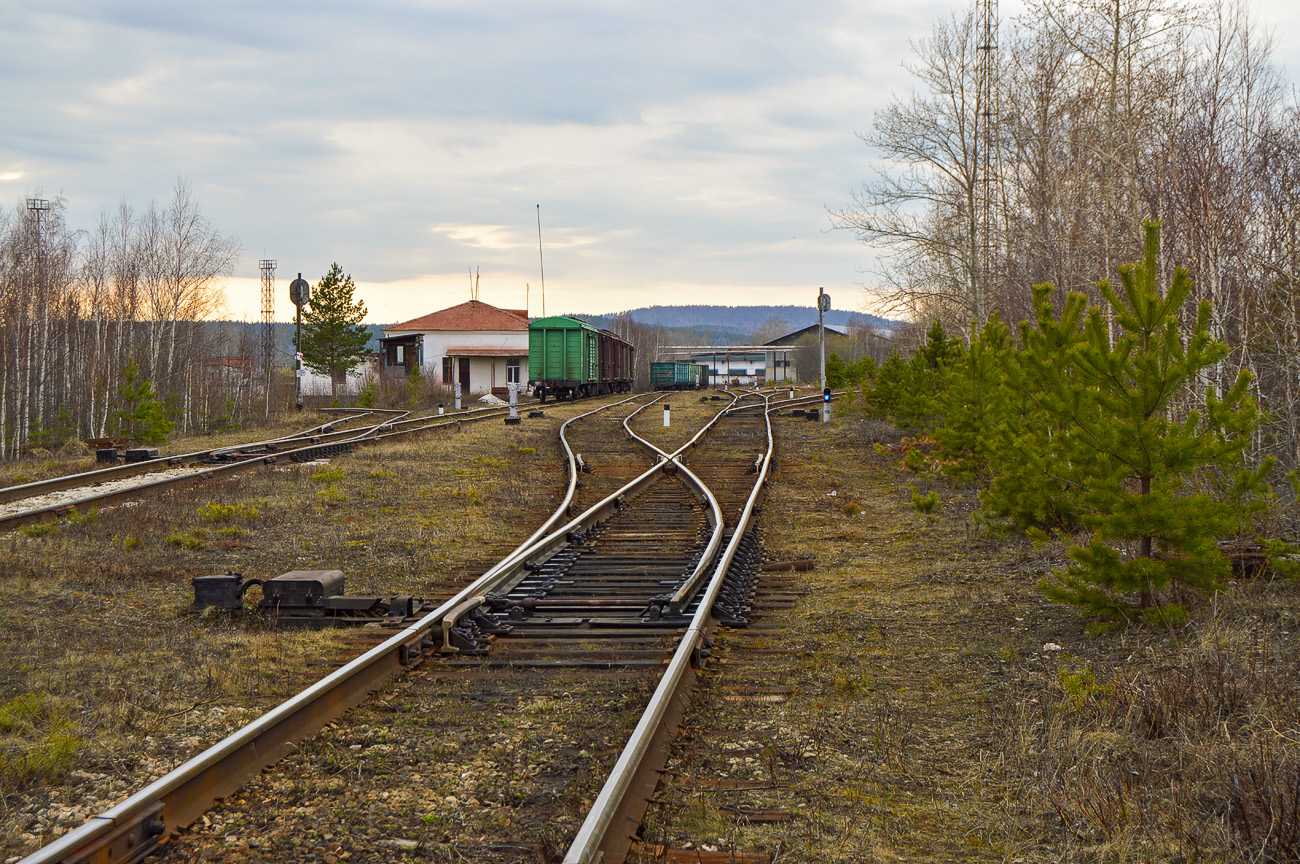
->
[0,692,82,789]
[197,502,259,522]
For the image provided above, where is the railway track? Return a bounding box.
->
[17,388,829,864]
[0,404,516,533]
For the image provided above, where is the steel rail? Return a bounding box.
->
[564,393,776,864]
[448,393,741,610]
[725,389,841,414]
[620,393,746,616]
[618,394,737,616]
[15,393,652,864]
[0,405,505,507]
[18,391,741,864]
[0,406,513,534]
[0,420,350,506]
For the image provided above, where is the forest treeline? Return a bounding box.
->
[833,0,1300,474]
[0,181,243,456]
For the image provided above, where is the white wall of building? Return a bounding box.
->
[385,328,529,394]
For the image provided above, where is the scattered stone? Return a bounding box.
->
[1042,643,1064,653]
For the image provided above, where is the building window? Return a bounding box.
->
[442,357,453,384]
[394,345,404,364]
[506,358,521,384]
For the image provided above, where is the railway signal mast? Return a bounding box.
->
[289,273,311,410]
[818,287,830,423]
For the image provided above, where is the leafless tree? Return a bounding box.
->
[836,0,1300,470]
[831,8,993,331]
[0,181,244,456]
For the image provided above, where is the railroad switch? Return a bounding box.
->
[192,568,438,630]
[192,572,263,611]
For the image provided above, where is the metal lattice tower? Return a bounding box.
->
[259,259,276,417]
[975,0,998,322]
[27,198,50,278]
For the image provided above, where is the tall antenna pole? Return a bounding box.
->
[27,198,50,447]
[536,204,546,318]
[259,259,276,420]
[975,0,998,324]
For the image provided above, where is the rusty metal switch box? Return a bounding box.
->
[261,570,345,608]
[193,573,246,611]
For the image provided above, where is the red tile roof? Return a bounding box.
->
[385,300,529,333]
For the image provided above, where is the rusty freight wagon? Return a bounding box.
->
[528,316,635,402]
[650,361,708,391]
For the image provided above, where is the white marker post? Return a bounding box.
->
[438,403,444,416]
[663,403,671,427]
[454,380,462,411]
[505,383,520,425]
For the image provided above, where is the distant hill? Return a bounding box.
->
[206,321,389,365]
[572,305,897,340]
[209,305,897,358]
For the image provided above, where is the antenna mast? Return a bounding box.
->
[536,204,546,318]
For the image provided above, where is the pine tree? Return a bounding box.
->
[898,320,959,428]
[934,314,1015,484]
[979,285,1090,531]
[863,352,909,419]
[114,362,173,445]
[1036,223,1272,622]
[825,351,848,389]
[301,264,371,397]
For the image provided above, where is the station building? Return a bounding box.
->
[379,300,530,395]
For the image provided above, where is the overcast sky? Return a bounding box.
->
[4,1,1300,324]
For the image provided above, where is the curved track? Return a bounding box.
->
[18,389,814,864]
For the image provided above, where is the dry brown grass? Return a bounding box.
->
[0,399,593,860]
[11,399,1296,862]
[639,413,1300,863]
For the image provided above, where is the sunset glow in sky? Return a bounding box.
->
[5,1,1300,323]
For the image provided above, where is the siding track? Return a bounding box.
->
[19,389,831,864]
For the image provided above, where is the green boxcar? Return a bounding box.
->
[528,316,599,401]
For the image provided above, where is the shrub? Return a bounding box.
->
[0,692,82,788]
[197,502,259,522]
[310,466,345,485]
[167,532,203,549]
[911,487,940,515]
[317,484,348,505]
